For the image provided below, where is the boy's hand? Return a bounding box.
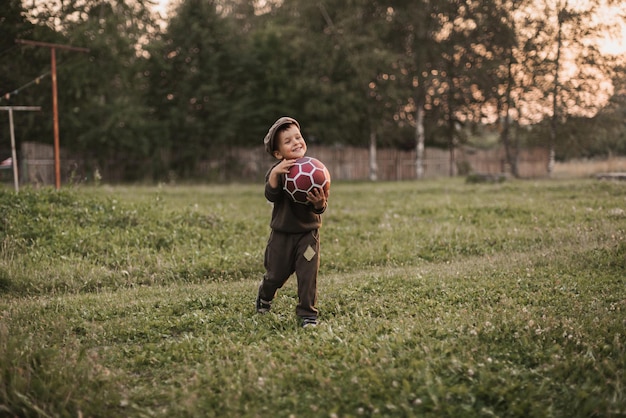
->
[268,159,297,188]
[307,187,328,210]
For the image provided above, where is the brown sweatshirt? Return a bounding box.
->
[265,162,325,233]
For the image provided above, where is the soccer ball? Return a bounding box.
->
[284,157,331,204]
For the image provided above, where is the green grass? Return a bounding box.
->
[0,179,624,417]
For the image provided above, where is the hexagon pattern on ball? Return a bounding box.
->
[284,157,331,204]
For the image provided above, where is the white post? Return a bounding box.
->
[369,131,377,182]
[0,106,41,193]
[8,108,19,192]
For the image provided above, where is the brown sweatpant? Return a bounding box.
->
[259,229,320,318]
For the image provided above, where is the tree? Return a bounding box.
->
[5,0,623,184]
[66,1,159,175]
[510,0,624,173]
[0,0,53,158]
[389,0,516,177]
[385,0,436,179]
[555,65,626,158]
[12,0,160,181]
[313,0,400,180]
[145,0,251,177]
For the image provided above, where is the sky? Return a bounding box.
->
[599,14,626,55]
[154,0,179,21]
[154,0,170,16]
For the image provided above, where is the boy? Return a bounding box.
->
[256,116,329,328]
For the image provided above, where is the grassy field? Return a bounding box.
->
[0,179,624,417]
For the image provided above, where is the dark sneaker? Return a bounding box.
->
[302,317,318,328]
[256,285,271,314]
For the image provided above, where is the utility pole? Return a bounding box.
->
[0,106,41,192]
[15,39,89,190]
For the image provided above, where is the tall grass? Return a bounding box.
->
[0,179,624,417]
[554,156,626,178]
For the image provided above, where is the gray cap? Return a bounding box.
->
[263,116,300,156]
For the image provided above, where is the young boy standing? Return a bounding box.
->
[256,116,329,328]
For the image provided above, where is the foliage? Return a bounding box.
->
[145,0,248,176]
[0,179,625,416]
[559,83,626,158]
[519,88,626,160]
[1,0,625,181]
[0,0,54,154]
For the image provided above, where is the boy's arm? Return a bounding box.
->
[267,159,296,188]
[265,181,282,202]
[265,159,297,202]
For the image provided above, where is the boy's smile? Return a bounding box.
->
[273,125,307,160]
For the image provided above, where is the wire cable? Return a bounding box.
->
[0,72,51,102]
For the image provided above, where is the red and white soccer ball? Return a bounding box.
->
[284,157,331,204]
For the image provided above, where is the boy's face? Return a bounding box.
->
[273,124,307,160]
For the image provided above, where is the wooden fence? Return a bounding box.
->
[200,145,550,182]
[14,141,550,186]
